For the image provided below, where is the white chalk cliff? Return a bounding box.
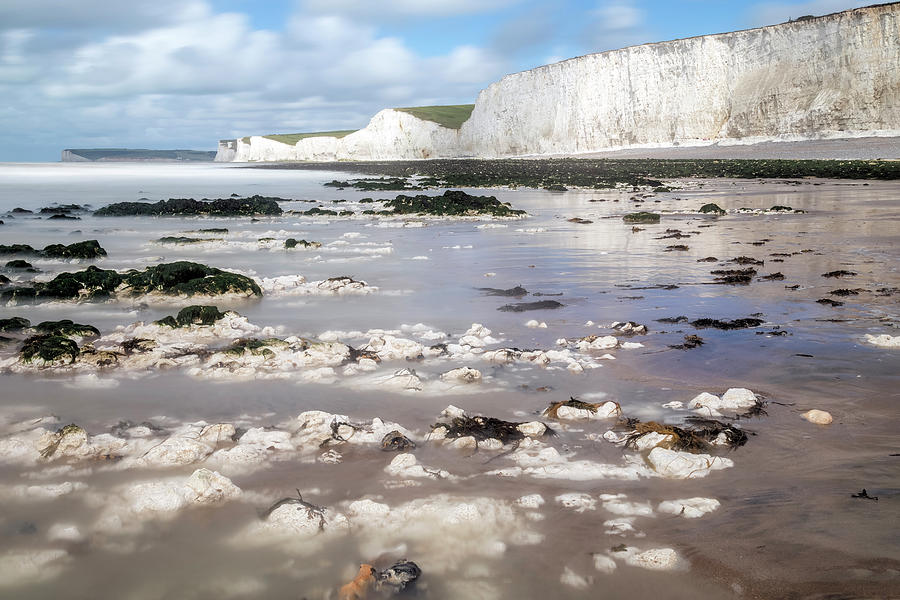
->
[217,3,899,162]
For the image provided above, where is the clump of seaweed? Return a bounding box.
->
[729,256,764,266]
[155,305,227,328]
[0,240,106,260]
[498,300,563,312]
[380,430,416,452]
[543,398,620,419]
[384,190,525,217]
[479,285,528,297]
[822,270,856,278]
[622,212,660,224]
[121,261,262,298]
[33,320,100,338]
[95,196,283,217]
[710,268,756,284]
[690,318,763,330]
[669,334,704,350]
[0,316,30,332]
[698,203,725,215]
[21,335,80,365]
[623,417,749,452]
[433,415,546,445]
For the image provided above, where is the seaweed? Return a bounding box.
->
[730,256,764,266]
[760,272,785,280]
[121,262,262,297]
[94,195,284,216]
[624,417,749,451]
[4,260,36,271]
[33,320,100,338]
[258,489,327,529]
[21,335,80,365]
[155,236,215,244]
[669,334,704,350]
[665,244,689,251]
[656,316,688,324]
[622,212,660,223]
[690,318,763,330]
[816,298,844,307]
[121,338,156,354]
[698,203,725,215]
[497,300,563,312]
[433,415,540,444]
[384,190,525,217]
[196,228,228,233]
[40,240,106,259]
[155,305,226,328]
[697,256,718,262]
[567,217,593,224]
[710,268,756,284]
[479,285,528,297]
[829,288,863,296]
[224,338,291,359]
[39,424,86,459]
[301,207,338,216]
[380,430,416,452]
[822,270,856,278]
[0,317,30,332]
[543,398,620,419]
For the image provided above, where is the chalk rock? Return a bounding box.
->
[46,523,85,543]
[516,421,547,437]
[623,547,682,571]
[385,453,452,480]
[440,367,482,384]
[555,493,597,512]
[576,335,618,351]
[375,368,423,391]
[657,497,721,518]
[515,494,545,509]
[647,447,733,478]
[593,554,618,574]
[801,409,833,425]
[555,401,621,420]
[688,388,757,416]
[600,495,654,516]
[864,333,900,348]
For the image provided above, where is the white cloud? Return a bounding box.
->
[747,0,872,27]
[582,2,652,53]
[300,0,519,18]
[0,0,512,160]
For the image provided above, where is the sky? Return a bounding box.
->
[0,0,875,161]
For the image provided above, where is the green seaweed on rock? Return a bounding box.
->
[155,305,227,328]
[33,320,100,338]
[21,335,80,365]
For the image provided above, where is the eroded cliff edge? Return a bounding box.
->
[218,3,900,162]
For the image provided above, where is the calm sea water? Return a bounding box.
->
[0,162,898,599]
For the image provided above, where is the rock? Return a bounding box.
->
[699,203,726,215]
[657,497,721,518]
[440,366,482,384]
[623,212,660,223]
[0,549,69,587]
[516,421,547,437]
[593,554,618,573]
[555,493,596,512]
[560,566,592,588]
[646,447,733,478]
[623,547,682,571]
[600,495,653,516]
[95,196,283,216]
[385,453,451,480]
[864,333,900,348]
[688,388,758,416]
[801,409,833,425]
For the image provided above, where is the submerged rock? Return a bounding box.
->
[622,212,660,223]
[646,447,733,478]
[0,240,106,260]
[864,333,900,348]
[154,305,227,328]
[698,203,725,215]
[498,300,564,312]
[801,409,833,425]
[384,190,526,217]
[543,398,621,420]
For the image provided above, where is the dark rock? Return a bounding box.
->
[11,208,32,214]
[697,256,718,262]
[498,300,564,312]
[656,316,688,324]
[95,195,283,217]
[760,272,785,280]
[4,259,36,271]
[479,286,528,297]
[816,298,844,306]
[41,240,106,259]
[822,270,857,278]
[21,335,80,364]
[0,317,30,332]
[385,190,525,217]
[622,212,660,224]
[47,214,80,220]
[698,203,725,215]
[156,236,214,244]
[567,217,593,224]
[380,430,416,452]
[669,334,704,350]
[665,244,689,251]
[729,256,764,266]
[33,320,99,338]
[285,238,321,249]
[690,318,764,330]
[155,305,227,328]
[710,268,756,284]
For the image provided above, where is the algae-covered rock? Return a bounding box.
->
[284,238,322,249]
[622,212,660,223]
[94,196,284,216]
[0,317,30,332]
[0,274,9,285]
[698,203,725,215]
[120,262,261,298]
[4,260,36,271]
[155,305,227,328]
[0,244,38,255]
[385,190,526,217]
[40,240,106,259]
[33,320,100,339]
[156,236,215,244]
[21,335,80,366]
[0,266,123,303]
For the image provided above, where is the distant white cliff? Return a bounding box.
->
[217,3,899,162]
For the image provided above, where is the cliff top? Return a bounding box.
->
[260,130,358,145]
[394,105,475,129]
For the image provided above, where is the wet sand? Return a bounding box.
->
[0,163,898,599]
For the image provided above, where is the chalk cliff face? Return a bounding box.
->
[458,3,899,156]
[226,109,462,162]
[221,3,899,162]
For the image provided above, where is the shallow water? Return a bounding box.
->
[0,163,898,599]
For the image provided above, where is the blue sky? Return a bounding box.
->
[0,0,873,161]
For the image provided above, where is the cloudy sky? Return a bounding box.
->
[0,0,872,161]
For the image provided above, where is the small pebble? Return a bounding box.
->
[801,409,833,425]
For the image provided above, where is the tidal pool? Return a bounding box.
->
[0,162,898,599]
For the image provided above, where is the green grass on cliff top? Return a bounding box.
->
[394,105,475,129]
[261,130,358,146]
